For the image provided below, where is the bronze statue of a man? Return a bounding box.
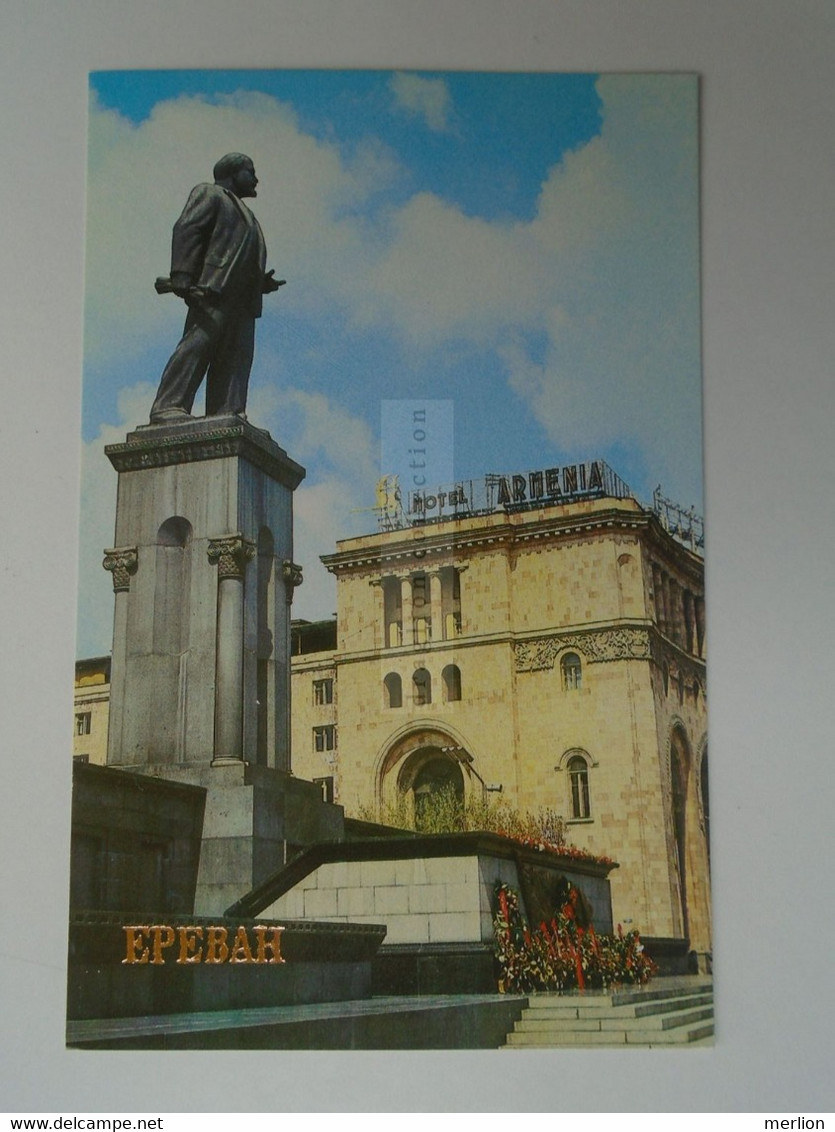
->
[150,153,283,423]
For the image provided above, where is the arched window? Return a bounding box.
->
[412,667,431,706]
[384,672,402,709]
[567,754,591,819]
[442,664,462,702]
[561,652,582,690]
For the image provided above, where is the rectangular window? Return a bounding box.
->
[313,775,335,804]
[445,611,462,639]
[313,678,334,705]
[75,712,92,736]
[313,725,336,752]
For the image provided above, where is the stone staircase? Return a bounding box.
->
[502,977,714,1048]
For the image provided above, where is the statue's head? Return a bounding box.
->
[213,153,258,198]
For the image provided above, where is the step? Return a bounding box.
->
[624,1021,714,1045]
[498,979,714,1048]
[632,993,712,1018]
[612,981,712,1008]
[506,1027,631,1046]
[600,1005,714,1031]
[521,992,712,1021]
[503,1021,713,1048]
[514,1004,713,1035]
[526,980,711,1008]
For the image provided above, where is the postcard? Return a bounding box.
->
[67,68,711,1050]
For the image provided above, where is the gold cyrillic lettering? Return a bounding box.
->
[177,925,203,964]
[122,925,150,964]
[229,925,255,964]
[150,924,176,965]
[205,926,229,963]
[254,925,286,964]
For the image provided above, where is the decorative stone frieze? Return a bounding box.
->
[102,547,138,593]
[207,535,255,580]
[514,626,652,671]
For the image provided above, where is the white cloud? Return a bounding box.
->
[262,387,378,484]
[350,192,549,345]
[333,73,702,503]
[83,72,703,567]
[500,73,703,502]
[390,73,451,132]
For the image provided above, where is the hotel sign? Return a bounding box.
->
[407,460,622,521]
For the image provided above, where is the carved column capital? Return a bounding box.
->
[207,534,255,580]
[281,560,304,602]
[103,547,138,593]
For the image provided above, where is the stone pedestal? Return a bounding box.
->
[101,415,342,914]
[142,761,344,913]
[104,415,304,771]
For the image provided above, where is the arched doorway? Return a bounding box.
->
[669,726,712,957]
[699,744,710,869]
[670,727,690,941]
[376,725,476,825]
[403,751,465,826]
[665,724,706,946]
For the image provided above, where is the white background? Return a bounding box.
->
[1,0,833,1113]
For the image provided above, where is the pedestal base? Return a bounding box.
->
[138,762,345,915]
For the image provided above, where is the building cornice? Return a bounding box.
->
[291,653,338,673]
[298,619,706,678]
[321,501,699,576]
[642,514,704,584]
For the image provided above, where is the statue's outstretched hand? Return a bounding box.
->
[170,272,193,299]
[262,269,286,294]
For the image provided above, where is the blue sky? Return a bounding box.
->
[79,69,702,657]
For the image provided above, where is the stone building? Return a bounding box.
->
[75,462,710,957]
[72,656,111,765]
[290,467,710,958]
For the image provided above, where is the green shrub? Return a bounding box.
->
[356,784,567,846]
